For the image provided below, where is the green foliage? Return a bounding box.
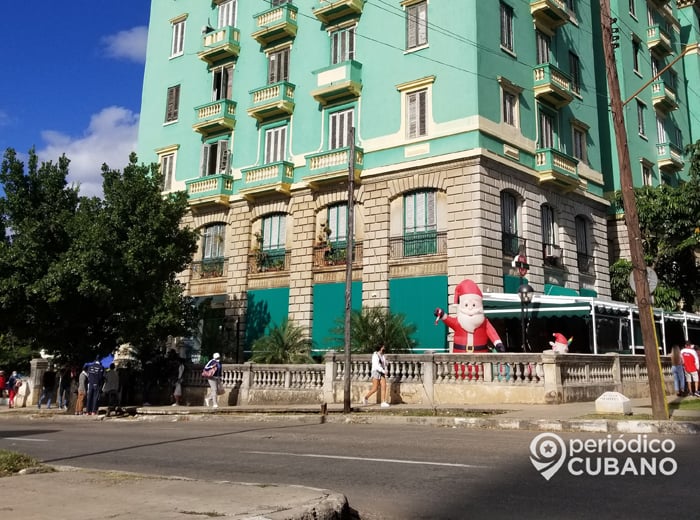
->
[609,259,635,303]
[0,450,42,477]
[610,140,700,311]
[250,319,315,364]
[0,149,199,364]
[332,306,417,354]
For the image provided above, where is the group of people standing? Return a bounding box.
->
[1,370,25,408]
[671,342,700,397]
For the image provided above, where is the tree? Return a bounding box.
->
[332,306,417,354]
[0,149,199,364]
[610,141,700,311]
[250,319,315,364]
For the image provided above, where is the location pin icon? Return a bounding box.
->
[529,433,567,481]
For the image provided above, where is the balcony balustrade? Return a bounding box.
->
[311,60,362,106]
[198,27,240,65]
[239,161,294,200]
[248,250,291,274]
[530,0,570,32]
[252,4,298,46]
[534,148,581,191]
[185,174,234,209]
[312,0,364,25]
[389,231,447,259]
[651,80,678,112]
[533,63,573,108]
[304,147,363,189]
[247,82,295,122]
[192,99,236,136]
[313,241,363,268]
[656,142,684,172]
[647,25,672,57]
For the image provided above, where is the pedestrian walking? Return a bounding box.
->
[202,353,222,408]
[86,358,105,415]
[680,342,700,397]
[38,366,57,409]
[102,363,120,413]
[362,344,390,407]
[75,365,88,415]
[57,366,73,410]
[7,371,19,408]
[670,345,686,397]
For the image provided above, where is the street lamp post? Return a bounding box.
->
[518,282,534,352]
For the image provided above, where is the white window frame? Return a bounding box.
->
[262,214,286,251]
[268,47,290,84]
[171,19,186,58]
[406,89,427,139]
[327,203,349,244]
[539,107,556,149]
[201,139,229,176]
[499,77,522,128]
[202,224,226,260]
[212,64,233,101]
[331,26,355,64]
[218,0,237,28]
[536,30,550,65]
[329,108,354,150]
[406,1,428,50]
[656,114,666,144]
[404,190,436,235]
[157,146,179,192]
[264,126,287,164]
[164,85,180,123]
[500,2,514,52]
[641,162,653,186]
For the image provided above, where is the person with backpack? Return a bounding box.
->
[202,353,222,408]
[7,371,19,408]
[680,342,700,397]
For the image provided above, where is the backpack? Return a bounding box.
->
[202,363,217,378]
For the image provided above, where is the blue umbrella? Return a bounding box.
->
[101,354,114,368]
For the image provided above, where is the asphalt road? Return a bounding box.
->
[0,417,696,519]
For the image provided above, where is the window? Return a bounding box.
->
[331,26,355,64]
[218,0,236,28]
[565,0,575,16]
[404,190,437,256]
[501,191,519,256]
[642,163,653,186]
[165,85,180,123]
[572,125,587,162]
[271,0,291,5]
[569,52,581,95]
[674,126,682,147]
[160,152,176,191]
[647,5,655,26]
[636,100,646,136]
[200,139,229,176]
[261,213,286,265]
[503,91,517,126]
[406,89,427,138]
[536,31,550,65]
[329,108,354,149]
[212,64,233,101]
[268,47,290,84]
[500,2,514,52]
[651,56,660,78]
[541,204,560,266]
[327,203,348,245]
[575,215,592,273]
[171,19,185,57]
[632,39,641,73]
[656,115,666,144]
[539,109,555,149]
[202,224,226,260]
[629,0,636,18]
[264,126,287,164]
[406,1,427,49]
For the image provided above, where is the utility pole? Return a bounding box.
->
[600,0,668,420]
[343,127,356,413]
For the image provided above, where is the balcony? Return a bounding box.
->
[198,27,241,65]
[502,233,524,257]
[239,161,294,200]
[189,258,228,296]
[185,174,234,209]
[389,231,447,260]
[247,82,295,122]
[651,80,678,112]
[248,249,290,274]
[304,147,363,189]
[534,148,581,191]
[192,99,237,136]
[530,0,570,32]
[577,253,593,274]
[252,4,298,46]
[533,63,573,108]
[311,60,362,106]
[656,142,684,172]
[647,25,672,57]
[312,0,364,25]
[313,241,363,268]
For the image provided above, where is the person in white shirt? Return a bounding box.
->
[362,344,390,407]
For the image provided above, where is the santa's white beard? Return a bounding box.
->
[457,312,484,332]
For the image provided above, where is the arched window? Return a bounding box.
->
[202,224,225,260]
[541,204,561,266]
[500,191,520,256]
[575,215,593,273]
[403,190,437,256]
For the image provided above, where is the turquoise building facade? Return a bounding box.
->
[135,1,696,358]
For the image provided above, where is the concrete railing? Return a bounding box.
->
[183,352,673,406]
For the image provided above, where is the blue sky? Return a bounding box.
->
[0,2,150,197]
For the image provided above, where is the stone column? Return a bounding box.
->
[541,351,563,404]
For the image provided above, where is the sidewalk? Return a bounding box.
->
[1,397,698,519]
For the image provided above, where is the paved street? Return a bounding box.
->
[0,416,696,519]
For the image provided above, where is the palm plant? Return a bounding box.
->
[332,306,417,354]
[250,319,315,364]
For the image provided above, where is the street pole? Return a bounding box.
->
[343,127,356,413]
[600,0,668,419]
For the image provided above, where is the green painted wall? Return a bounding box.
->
[389,275,447,353]
[311,281,363,354]
[246,287,290,350]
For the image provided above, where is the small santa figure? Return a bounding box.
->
[434,279,505,353]
[549,333,572,354]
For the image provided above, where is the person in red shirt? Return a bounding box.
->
[680,341,700,397]
[0,370,5,398]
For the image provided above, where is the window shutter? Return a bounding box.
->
[405,194,415,232]
[200,144,211,176]
[418,90,427,136]
[416,3,427,45]
[268,53,277,84]
[407,93,417,137]
[426,191,435,227]
[218,140,229,173]
[407,5,417,48]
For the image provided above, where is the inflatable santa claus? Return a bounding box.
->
[549,333,572,354]
[434,279,505,353]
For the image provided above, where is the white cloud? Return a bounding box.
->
[102,26,148,64]
[38,107,139,198]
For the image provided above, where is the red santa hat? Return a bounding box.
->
[454,279,482,304]
[552,333,568,345]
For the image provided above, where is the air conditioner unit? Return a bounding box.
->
[545,244,562,260]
